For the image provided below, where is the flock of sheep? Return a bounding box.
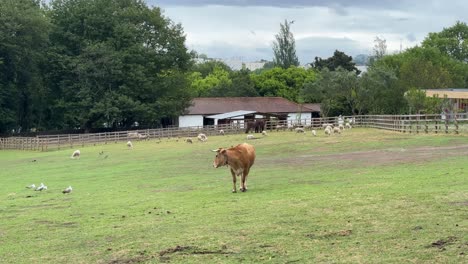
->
[24,118,354,195]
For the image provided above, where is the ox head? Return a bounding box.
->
[212,148,228,168]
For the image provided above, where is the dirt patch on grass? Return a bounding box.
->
[35,220,78,228]
[158,245,234,262]
[428,236,457,249]
[306,229,352,239]
[449,200,468,206]
[262,144,468,168]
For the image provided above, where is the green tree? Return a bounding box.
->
[311,50,361,74]
[272,20,299,69]
[189,66,232,97]
[191,60,232,78]
[47,0,193,129]
[0,0,51,133]
[251,66,317,102]
[360,64,405,114]
[302,67,362,116]
[422,21,468,62]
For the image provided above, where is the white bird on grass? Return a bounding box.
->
[35,183,47,191]
[62,186,72,194]
[26,184,36,189]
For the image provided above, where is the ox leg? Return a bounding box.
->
[240,169,249,192]
[230,169,237,193]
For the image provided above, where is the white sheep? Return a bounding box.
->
[246,134,255,140]
[262,130,268,136]
[219,129,225,135]
[197,133,207,142]
[311,130,317,136]
[275,125,286,131]
[322,123,333,129]
[71,150,80,159]
[333,127,341,134]
[137,133,148,140]
[345,123,352,129]
[325,125,333,131]
[127,141,133,149]
[185,138,193,144]
[295,127,305,133]
[324,128,331,136]
[339,124,344,130]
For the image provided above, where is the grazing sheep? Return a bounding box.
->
[127,141,133,149]
[311,130,317,136]
[325,125,333,132]
[295,127,305,133]
[275,125,286,131]
[322,123,334,129]
[219,129,225,135]
[71,150,80,159]
[62,186,72,194]
[138,133,148,140]
[333,127,341,134]
[324,128,331,136]
[262,130,268,136]
[197,133,208,142]
[339,124,344,130]
[185,138,193,144]
[246,134,255,140]
[128,131,148,141]
[345,123,352,129]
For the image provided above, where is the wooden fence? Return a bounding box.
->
[0,114,466,151]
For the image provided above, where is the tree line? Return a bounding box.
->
[1,0,467,134]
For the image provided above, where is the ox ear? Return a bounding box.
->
[220,149,227,154]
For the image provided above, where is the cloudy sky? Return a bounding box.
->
[148,0,467,64]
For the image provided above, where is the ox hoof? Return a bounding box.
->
[240,188,247,192]
[232,190,237,193]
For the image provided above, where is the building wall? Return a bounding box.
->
[288,112,312,125]
[178,115,203,127]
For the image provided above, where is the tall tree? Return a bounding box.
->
[0,0,50,133]
[422,21,468,62]
[47,0,193,129]
[272,19,300,68]
[311,50,361,74]
[373,36,387,60]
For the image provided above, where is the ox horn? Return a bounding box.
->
[211,149,219,152]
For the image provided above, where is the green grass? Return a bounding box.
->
[0,129,467,263]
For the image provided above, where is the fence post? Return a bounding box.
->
[454,115,459,134]
[425,115,428,134]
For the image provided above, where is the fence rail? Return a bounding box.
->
[1,114,467,151]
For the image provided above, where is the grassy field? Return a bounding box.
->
[0,129,467,263]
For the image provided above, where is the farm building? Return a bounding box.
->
[178,97,321,127]
[425,89,468,113]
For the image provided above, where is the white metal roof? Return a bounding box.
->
[206,110,257,119]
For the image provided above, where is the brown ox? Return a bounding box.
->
[212,143,256,193]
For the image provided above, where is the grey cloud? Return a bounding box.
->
[296,37,366,64]
[406,33,417,42]
[150,0,406,9]
[190,36,366,65]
